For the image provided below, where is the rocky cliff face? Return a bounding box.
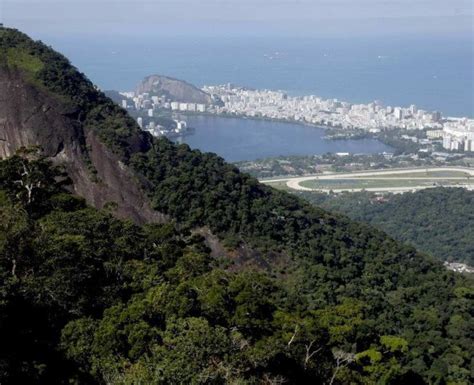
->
[135,74,214,104]
[0,66,165,224]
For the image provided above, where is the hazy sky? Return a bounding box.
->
[1,0,473,38]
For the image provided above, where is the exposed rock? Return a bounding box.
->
[0,66,166,224]
[194,227,291,271]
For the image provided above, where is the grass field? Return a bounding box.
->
[261,167,474,193]
[354,170,472,178]
[299,178,473,190]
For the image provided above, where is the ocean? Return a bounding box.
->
[46,35,473,118]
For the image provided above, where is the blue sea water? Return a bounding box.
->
[46,35,473,117]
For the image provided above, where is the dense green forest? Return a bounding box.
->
[1,28,473,384]
[299,188,474,265]
[2,153,473,385]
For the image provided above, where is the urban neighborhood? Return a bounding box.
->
[123,83,474,152]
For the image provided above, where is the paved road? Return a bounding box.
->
[261,167,474,193]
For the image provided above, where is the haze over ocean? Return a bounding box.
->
[4,1,472,117]
[43,35,473,118]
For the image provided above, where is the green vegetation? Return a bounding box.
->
[357,170,471,178]
[1,28,473,384]
[299,178,471,191]
[300,188,474,265]
[2,153,473,385]
[264,180,292,190]
[237,153,474,179]
[374,129,421,155]
[6,48,44,73]
[0,28,146,159]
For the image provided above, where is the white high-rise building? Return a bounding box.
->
[464,140,473,152]
[175,120,187,132]
[393,108,402,120]
[443,135,452,149]
[442,120,474,152]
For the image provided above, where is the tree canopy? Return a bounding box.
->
[1,153,473,385]
[300,188,474,265]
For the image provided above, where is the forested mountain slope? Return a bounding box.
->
[0,28,473,384]
[300,188,474,265]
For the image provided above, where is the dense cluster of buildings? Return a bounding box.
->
[119,91,204,137]
[135,116,188,138]
[426,119,474,152]
[203,85,445,131]
[123,86,474,152]
[441,119,474,152]
[203,85,474,152]
[121,91,207,114]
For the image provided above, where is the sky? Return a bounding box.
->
[1,0,473,38]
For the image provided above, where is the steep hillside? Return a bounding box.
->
[0,28,473,385]
[0,28,165,223]
[2,152,474,385]
[135,74,215,104]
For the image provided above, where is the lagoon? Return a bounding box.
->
[176,115,392,162]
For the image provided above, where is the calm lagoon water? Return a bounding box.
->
[177,115,392,162]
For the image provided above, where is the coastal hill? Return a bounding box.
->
[135,74,217,104]
[0,28,473,384]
